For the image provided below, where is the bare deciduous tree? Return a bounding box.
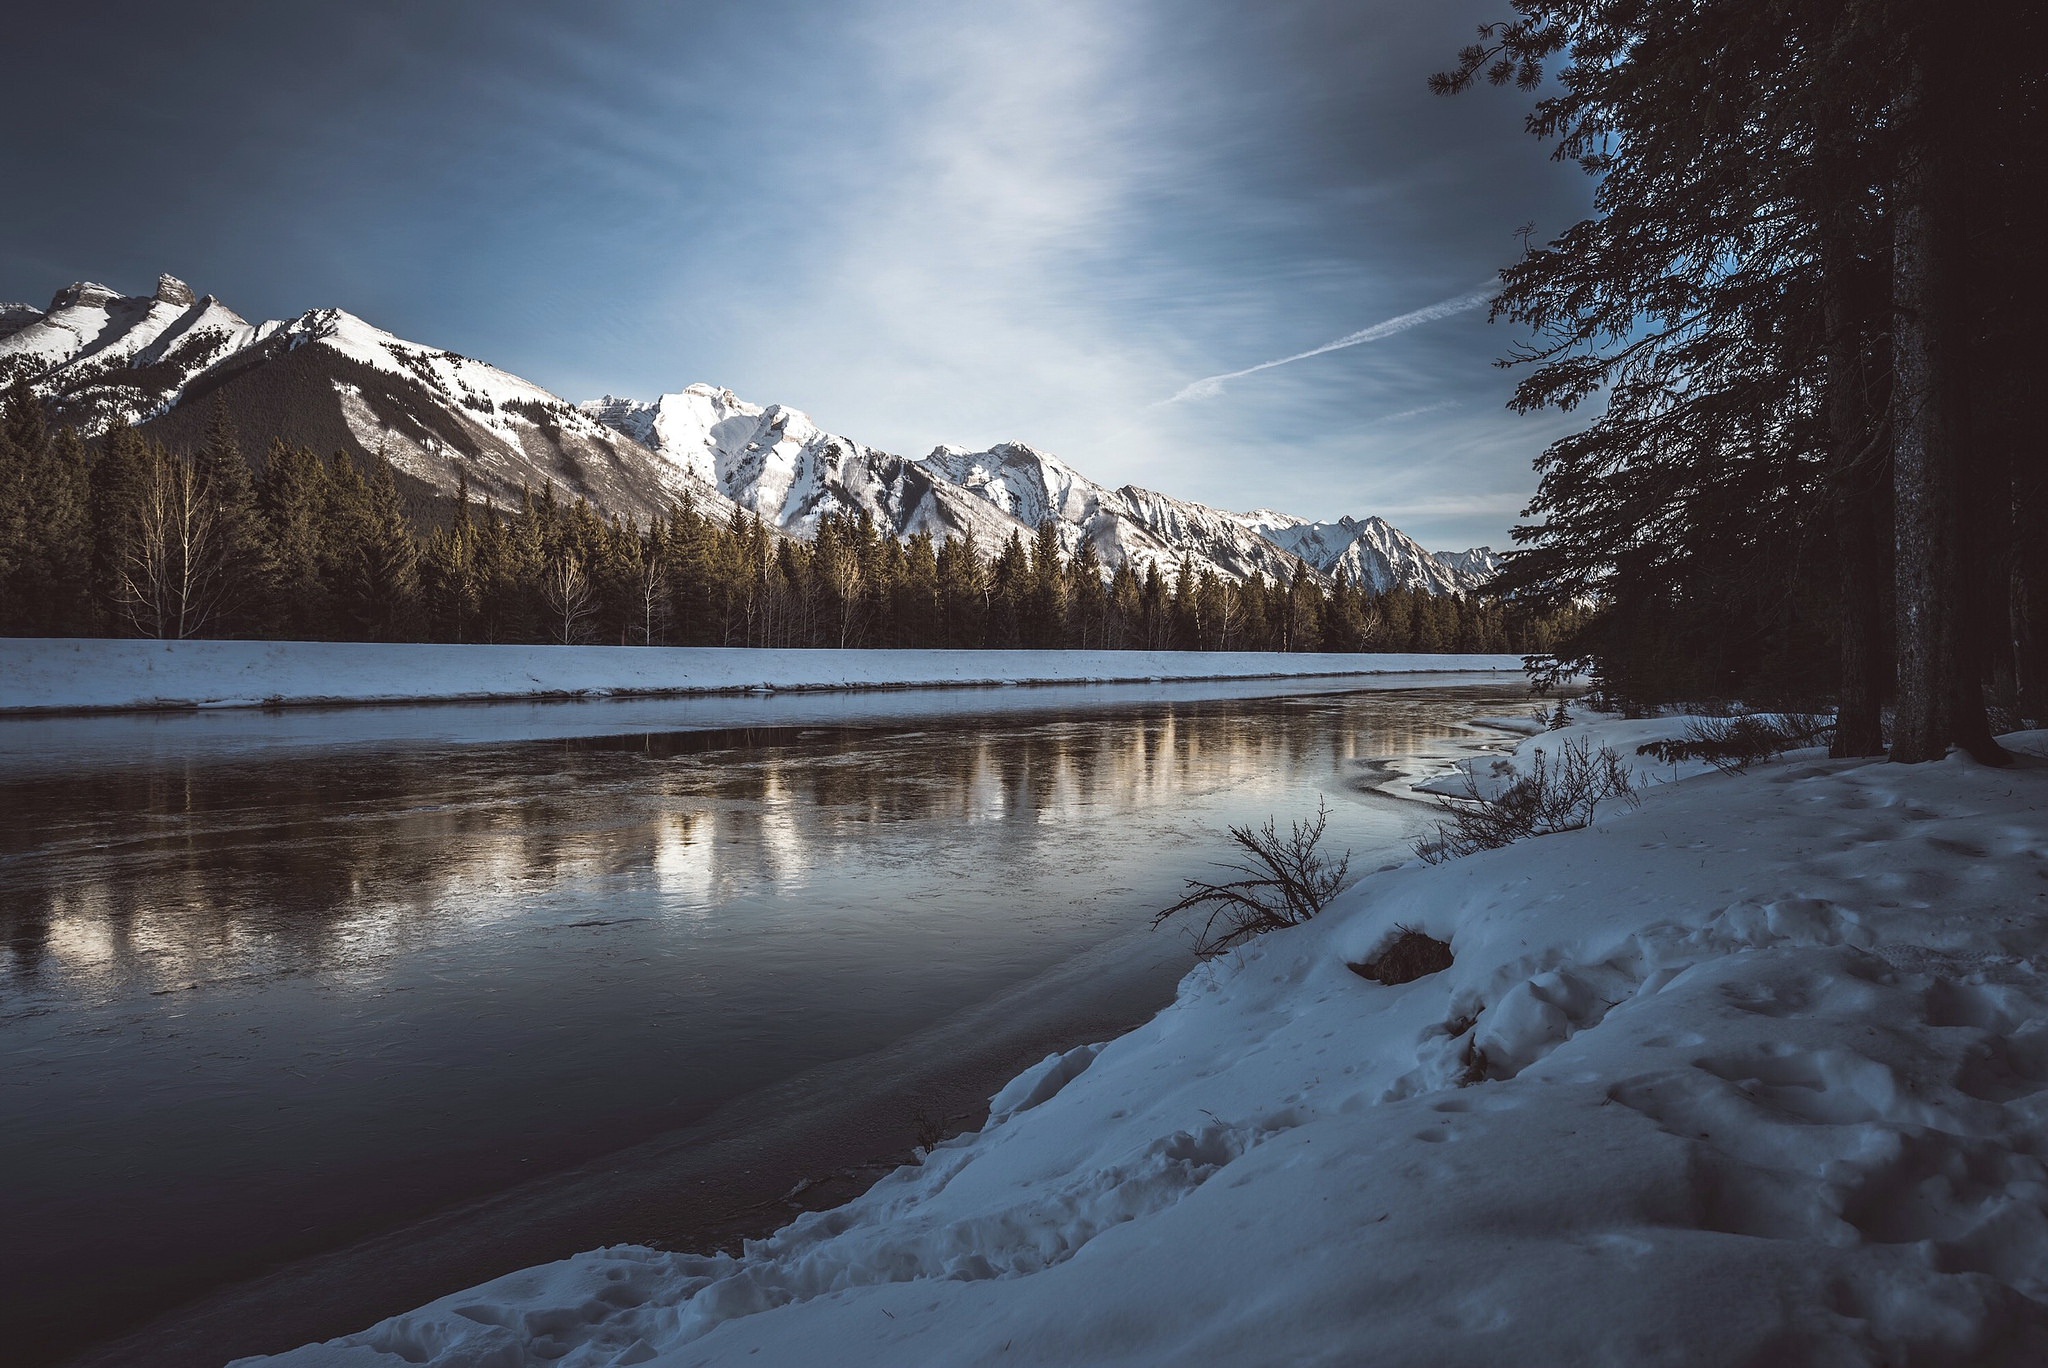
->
[117,447,231,640]
[635,545,670,645]
[541,550,594,645]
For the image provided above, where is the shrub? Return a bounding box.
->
[1155,800,1354,958]
[1418,737,1637,864]
[1635,711,1834,773]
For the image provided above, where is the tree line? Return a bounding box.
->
[1438,0,2046,762]
[0,393,1573,654]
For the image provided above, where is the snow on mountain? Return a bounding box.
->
[246,306,737,520]
[6,273,1494,595]
[1434,546,1506,582]
[0,302,43,343]
[0,276,260,431]
[3,276,736,523]
[584,386,923,536]
[1242,511,1485,595]
[915,442,1306,584]
[587,392,1314,587]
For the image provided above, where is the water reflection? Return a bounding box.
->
[2,690,1509,1002]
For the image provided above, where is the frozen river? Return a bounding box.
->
[0,677,1530,1367]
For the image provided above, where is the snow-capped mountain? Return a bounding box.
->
[0,276,259,431]
[1242,511,1493,595]
[2,273,1501,593]
[587,387,1310,586]
[0,278,735,523]
[1433,546,1506,583]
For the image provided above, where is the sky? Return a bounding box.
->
[0,0,1591,550]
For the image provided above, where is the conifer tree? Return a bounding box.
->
[1068,537,1107,649]
[195,402,269,635]
[987,532,1028,648]
[88,424,156,632]
[0,389,91,634]
[258,441,332,638]
[1439,0,2043,757]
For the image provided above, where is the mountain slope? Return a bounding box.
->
[1434,547,1506,583]
[5,279,737,523]
[1241,511,1486,595]
[587,391,1329,587]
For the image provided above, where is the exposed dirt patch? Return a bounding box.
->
[1349,928,1454,984]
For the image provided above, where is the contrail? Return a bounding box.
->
[1162,285,1495,404]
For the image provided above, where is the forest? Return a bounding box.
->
[1441,0,2046,762]
[0,393,1569,655]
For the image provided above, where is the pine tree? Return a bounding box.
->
[987,532,1028,649]
[258,441,332,639]
[0,391,92,635]
[421,471,481,642]
[194,402,269,635]
[1437,0,2044,757]
[1068,537,1107,649]
[1023,519,1067,648]
[1138,562,1168,650]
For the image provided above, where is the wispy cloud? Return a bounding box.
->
[1377,399,1459,423]
[1161,285,1494,404]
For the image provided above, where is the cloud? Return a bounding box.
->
[1380,399,1459,422]
[1161,285,1495,404]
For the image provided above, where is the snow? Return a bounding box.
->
[0,277,260,430]
[237,715,2048,1366]
[0,287,119,379]
[580,392,1411,590]
[1435,546,1506,582]
[0,639,1525,715]
[1245,510,1483,595]
[0,301,43,343]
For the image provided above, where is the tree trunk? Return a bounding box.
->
[1818,163,1887,758]
[1830,445,1889,757]
[2016,458,2048,723]
[1887,54,1961,763]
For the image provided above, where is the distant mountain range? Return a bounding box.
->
[0,274,1504,595]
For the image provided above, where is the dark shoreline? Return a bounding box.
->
[60,925,1192,1368]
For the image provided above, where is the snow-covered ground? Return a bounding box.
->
[239,716,2048,1367]
[0,640,1522,715]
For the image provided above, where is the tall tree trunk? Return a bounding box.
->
[2016,460,2048,723]
[1818,174,1887,758]
[1887,54,1962,763]
[1830,442,1889,757]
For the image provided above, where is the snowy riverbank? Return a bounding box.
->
[0,639,1524,715]
[241,715,2048,1366]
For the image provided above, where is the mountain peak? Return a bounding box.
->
[153,274,197,308]
[48,281,123,311]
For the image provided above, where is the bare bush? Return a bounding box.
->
[1155,800,1354,958]
[1418,738,1637,864]
[1635,712,1834,773]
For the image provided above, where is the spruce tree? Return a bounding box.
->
[195,402,269,636]
[258,441,333,639]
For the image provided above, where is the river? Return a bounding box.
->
[0,676,1530,1367]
